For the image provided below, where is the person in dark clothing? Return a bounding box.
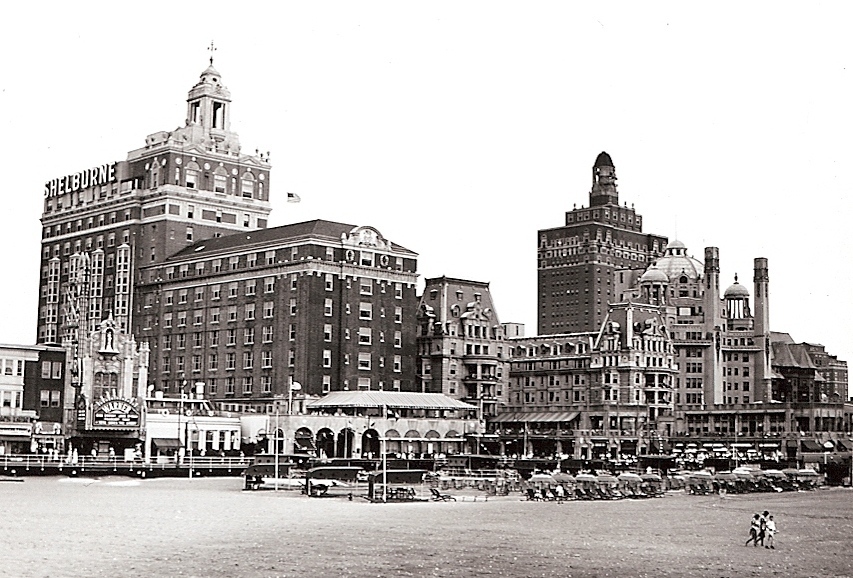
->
[745,513,761,546]
[757,510,769,547]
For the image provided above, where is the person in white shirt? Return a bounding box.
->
[765,515,777,549]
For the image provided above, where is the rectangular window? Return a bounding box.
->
[264,277,275,293]
[245,303,255,320]
[359,303,372,320]
[245,280,256,296]
[228,306,237,322]
[394,331,402,348]
[264,301,274,318]
[324,299,333,317]
[359,327,372,345]
[394,307,402,324]
[228,283,238,298]
[209,331,219,347]
[265,250,276,265]
[242,376,253,393]
[358,352,371,370]
[243,351,253,369]
[226,328,236,346]
[325,274,334,291]
[262,351,272,368]
[225,352,236,370]
[210,308,220,324]
[393,355,402,373]
[324,324,332,342]
[323,350,332,368]
[359,279,372,295]
[323,376,331,393]
[244,327,254,345]
[178,290,188,304]
[289,324,296,341]
[395,283,403,299]
[211,284,221,300]
[262,326,273,343]
[261,375,272,393]
[209,354,218,371]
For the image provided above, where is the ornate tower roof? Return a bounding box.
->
[590,151,618,206]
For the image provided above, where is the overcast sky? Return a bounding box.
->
[1,3,851,368]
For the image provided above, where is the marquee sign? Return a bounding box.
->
[44,162,117,198]
[92,397,140,429]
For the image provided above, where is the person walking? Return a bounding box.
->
[757,510,769,547]
[745,513,761,546]
[765,515,777,549]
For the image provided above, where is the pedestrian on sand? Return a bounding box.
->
[765,515,777,549]
[745,513,760,546]
[757,510,769,547]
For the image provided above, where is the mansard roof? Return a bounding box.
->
[166,219,415,261]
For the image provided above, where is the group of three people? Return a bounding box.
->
[745,510,777,549]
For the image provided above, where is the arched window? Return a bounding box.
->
[241,172,255,198]
[185,162,200,189]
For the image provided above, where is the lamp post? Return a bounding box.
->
[177,379,187,465]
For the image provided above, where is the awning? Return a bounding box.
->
[0,435,31,442]
[152,438,183,450]
[491,411,579,423]
[801,440,824,452]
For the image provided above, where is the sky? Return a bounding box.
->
[1,2,851,369]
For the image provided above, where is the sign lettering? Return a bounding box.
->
[45,163,117,198]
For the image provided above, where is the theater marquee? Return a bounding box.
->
[92,397,140,429]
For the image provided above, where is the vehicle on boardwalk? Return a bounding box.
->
[242,454,313,490]
[304,466,364,497]
[366,469,430,502]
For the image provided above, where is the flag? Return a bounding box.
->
[287,192,301,203]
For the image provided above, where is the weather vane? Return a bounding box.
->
[208,40,217,65]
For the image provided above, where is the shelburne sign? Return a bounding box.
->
[44,162,117,198]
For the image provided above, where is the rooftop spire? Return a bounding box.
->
[208,40,217,65]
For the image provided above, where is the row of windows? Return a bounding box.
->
[158,376,403,396]
[160,351,405,374]
[43,231,130,259]
[160,327,403,349]
[160,252,407,281]
[43,210,131,238]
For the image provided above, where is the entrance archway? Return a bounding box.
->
[316,428,335,459]
[294,427,315,454]
[362,429,380,458]
[336,428,355,458]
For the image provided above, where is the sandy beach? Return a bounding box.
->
[1,476,851,578]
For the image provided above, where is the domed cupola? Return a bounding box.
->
[653,239,704,283]
[639,264,668,305]
[724,274,751,319]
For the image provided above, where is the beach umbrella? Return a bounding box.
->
[689,470,713,480]
[763,469,787,479]
[552,472,574,484]
[529,473,556,484]
[618,472,643,482]
[714,471,737,481]
[575,473,598,483]
[597,474,618,484]
[796,469,819,478]
[640,473,662,482]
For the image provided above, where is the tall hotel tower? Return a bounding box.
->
[37,58,272,346]
[537,152,668,334]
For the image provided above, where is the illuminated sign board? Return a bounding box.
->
[92,397,140,429]
[44,162,117,198]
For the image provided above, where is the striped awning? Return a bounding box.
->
[491,411,579,424]
[307,391,476,411]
